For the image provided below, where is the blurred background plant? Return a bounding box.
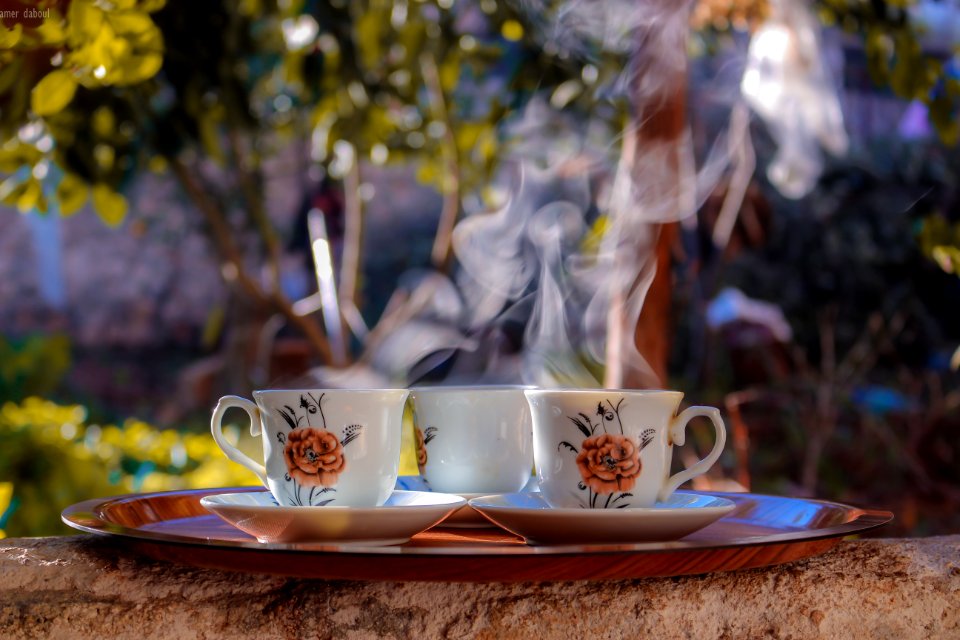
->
[0,0,958,537]
[0,396,259,538]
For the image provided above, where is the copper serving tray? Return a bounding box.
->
[62,487,892,581]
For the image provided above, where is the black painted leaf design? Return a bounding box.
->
[616,503,630,508]
[423,426,438,445]
[278,407,298,430]
[577,481,587,491]
[341,424,363,447]
[276,432,286,444]
[558,441,579,454]
[569,416,592,438]
[284,473,291,482]
[639,429,655,451]
[612,493,633,503]
[315,498,335,507]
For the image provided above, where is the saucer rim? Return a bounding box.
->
[200,489,466,512]
[468,491,737,516]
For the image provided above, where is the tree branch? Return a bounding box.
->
[420,52,461,273]
[226,129,283,293]
[339,144,363,318]
[170,157,332,364]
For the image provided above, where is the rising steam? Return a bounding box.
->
[306,0,765,390]
[453,0,701,388]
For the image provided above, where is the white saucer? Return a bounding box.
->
[394,476,539,528]
[200,490,465,545]
[468,492,736,545]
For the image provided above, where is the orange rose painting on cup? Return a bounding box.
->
[559,399,656,508]
[275,393,363,506]
[414,426,437,472]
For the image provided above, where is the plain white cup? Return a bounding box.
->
[409,386,534,494]
[525,389,726,509]
[211,388,408,507]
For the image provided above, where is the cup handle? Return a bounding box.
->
[659,406,727,502]
[210,395,269,486]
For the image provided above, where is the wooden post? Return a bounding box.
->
[630,79,687,388]
[605,2,692,389]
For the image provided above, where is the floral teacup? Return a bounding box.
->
[524,389,726,509]
[409,386,534,494]
[211,389,408,507]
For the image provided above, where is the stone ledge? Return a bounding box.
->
[0,535,958,639]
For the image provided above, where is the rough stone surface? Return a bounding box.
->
[0,535,958,639]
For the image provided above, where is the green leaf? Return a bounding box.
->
[0,56,22,94]
[57,173,89,217]
[91,184,127,226]
[31,70,79,116]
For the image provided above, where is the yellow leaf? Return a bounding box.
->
[0,56,22,93]
[198,111,226,165]
[0,176,28,205]
[115,52,162,84]
[67,0,105,45]
[106,11,153,36]
[31,70,79,116]
[147,155,168,174]
[91,184,127,226]
[0,24,22,49]
[88,23,128,71]
[440,56,460,92]
[139,0,167,12]
[0,143,42,173]
[16,178,43,213]
[57,173,89,216]
[0,481,12,538]
[35,11,67,45]
[92,106,116,137]
[501,19,524,42]
[355,9,385,70]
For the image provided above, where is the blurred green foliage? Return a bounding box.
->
[0,1,949,221]
[816,0,960,146]
[0,397,261,537]
[0,0,599,223]
[0,334,70,400]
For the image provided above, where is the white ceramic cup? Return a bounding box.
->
[525,389,726,509]
[211,388,408,507]
[409,386,534,494]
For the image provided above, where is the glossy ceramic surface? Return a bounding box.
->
[526,389,725,508]
[212,389,408,507]
[62,488,892,581]
[200,490,465,544]
[469,492,736,543]
[409,386,533,494]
